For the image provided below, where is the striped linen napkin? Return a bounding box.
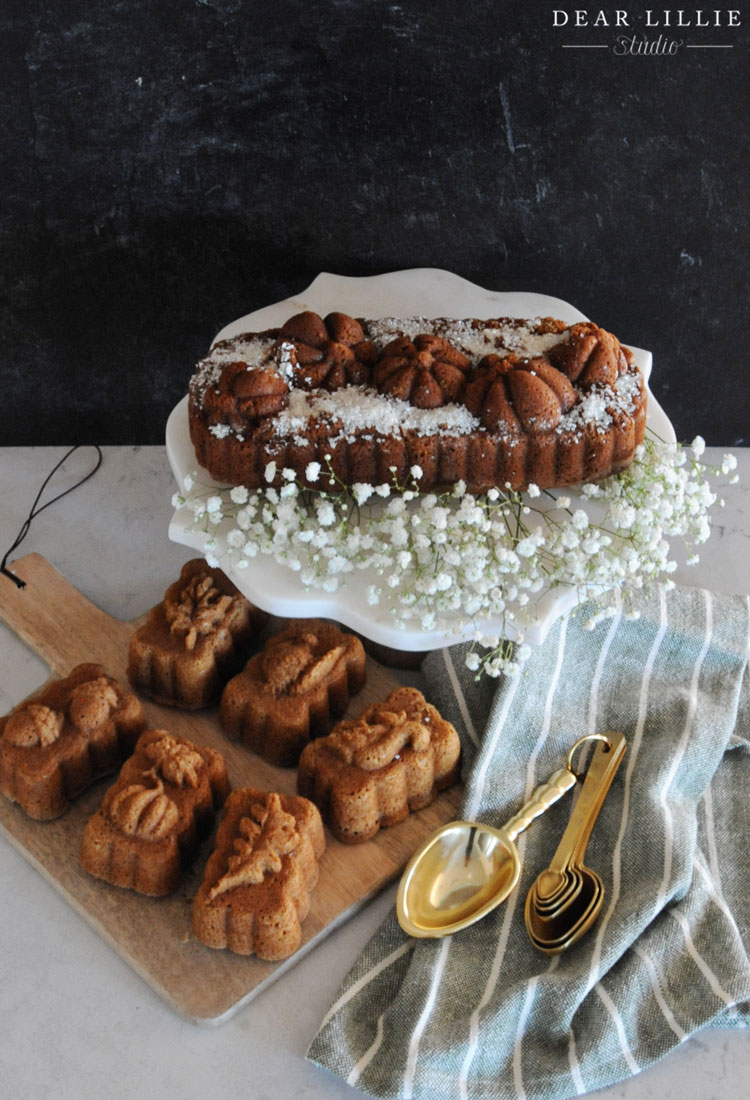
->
[307,584,750,1100]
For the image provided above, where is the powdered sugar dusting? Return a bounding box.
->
[558,368,643,435]
[361,317,570,361]
[274,386,480,442]
[191,334,280,402]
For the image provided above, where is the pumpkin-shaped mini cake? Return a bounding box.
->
[219,619,367,767]
[128,558,269,709]
[80,729,230,896]
[297,686,461,843]
[0,664,146,820]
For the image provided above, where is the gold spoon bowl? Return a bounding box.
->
[396,766,577,938]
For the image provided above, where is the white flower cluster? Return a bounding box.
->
[173,435,734,680]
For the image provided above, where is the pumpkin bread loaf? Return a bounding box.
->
[188,311,647,494]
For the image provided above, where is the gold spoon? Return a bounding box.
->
[395,736,607,939]
[524,730,626,954]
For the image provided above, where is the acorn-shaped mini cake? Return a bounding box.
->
[219,619,367,767]
[0,663,146,820]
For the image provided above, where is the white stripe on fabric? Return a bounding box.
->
[694,851,747,942]
[403,935,452,1100]
[701,782,722,898]
[654,589,713,914]
[669,908,736,1008]
[586,586,668,990]
[567,1027,586,1096]
[512,958,559,1100]
[542,615,569,745]
[460,617,569,1100]
[692,854,747,1020]
[347,1015,385,1087]
[441,647,480,749]
[594,981,641,1075]
[575,586,668,1078]
[464,668,523,820]
[317,940,414,1032]
[631,943,687,1041]
[587,593,623,735]
[512,975,541,1100]
[458,858,522,1100]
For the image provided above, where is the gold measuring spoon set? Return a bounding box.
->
[396,731,626,953]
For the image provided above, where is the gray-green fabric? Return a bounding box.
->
[307,585,750,1100]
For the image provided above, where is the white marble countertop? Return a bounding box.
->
[1,445,748,1100]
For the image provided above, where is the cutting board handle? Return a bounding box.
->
[0,553,132,679]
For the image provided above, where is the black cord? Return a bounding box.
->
[0,445,104,589]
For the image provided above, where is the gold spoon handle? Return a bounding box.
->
[503,767,578,845]
[546,730,627,874]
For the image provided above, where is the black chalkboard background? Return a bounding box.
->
[2,1,748,445]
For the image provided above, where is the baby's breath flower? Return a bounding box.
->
[316,501,336,527]
[516,537,537,558]
[178,434,731,682]
[226,528,245,549]
[465,651,482,672]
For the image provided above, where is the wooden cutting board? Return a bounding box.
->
[0,554,462,1024]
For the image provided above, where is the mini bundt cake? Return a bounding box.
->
[80,728,230,896]
[0,664,146,820]
[188,311,647,494]
[127,558,269,709]
[192,788,325,960]
[297,686,461,843]
[219,619,367,767]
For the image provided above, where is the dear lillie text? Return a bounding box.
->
[553,8,741,54]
